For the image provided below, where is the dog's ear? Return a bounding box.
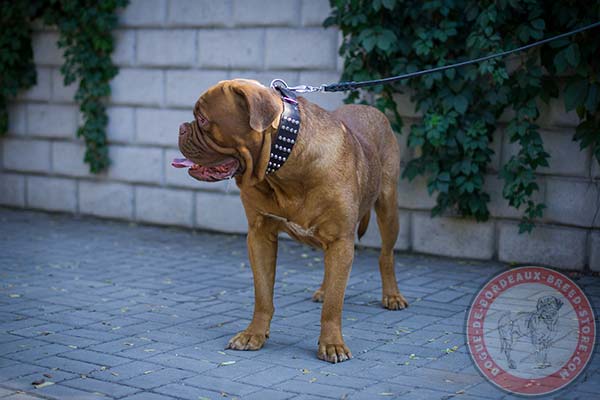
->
[232,84,281,132]
[555,297,564,310]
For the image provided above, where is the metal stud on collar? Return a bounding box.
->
[266,83,301,176]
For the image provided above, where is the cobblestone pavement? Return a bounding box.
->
[0,208,598,400]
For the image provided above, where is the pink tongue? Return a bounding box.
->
[172,158,195,168]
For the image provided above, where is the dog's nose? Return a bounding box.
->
[179,123,187,136]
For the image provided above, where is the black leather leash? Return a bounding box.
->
[280,21,600,93]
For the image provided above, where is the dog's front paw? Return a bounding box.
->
[226,331,267,351]
[312,288,325,302]
[382,293,409,310]
[317,342,352,363]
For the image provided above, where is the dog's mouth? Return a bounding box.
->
[171,157,240,182]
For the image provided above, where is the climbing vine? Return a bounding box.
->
[0,0,128,173]
[326,0,600,232]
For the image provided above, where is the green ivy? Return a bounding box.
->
[0,2,38,135]
[0,0,128,173]
[326,0,600,233]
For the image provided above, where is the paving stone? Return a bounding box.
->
[183,375,262,396]
[348,381,411,400]
[63,377,139,397]
[126,368,194,389]
[235,365,302,387]
[243,389,293,400]
[60,349,131,367]
[35,356,100,375]
[273,379,355,399]
[35,382,107,399]
[0,363,45,383]
[121,393,177,400]
[0,208,598,400]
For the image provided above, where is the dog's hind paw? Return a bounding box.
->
[382,293,409,310]
[312,288,325,303]
[226,331,267,351]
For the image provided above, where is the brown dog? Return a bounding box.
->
[174,79,408,363]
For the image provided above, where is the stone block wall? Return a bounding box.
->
[1,0,598,271]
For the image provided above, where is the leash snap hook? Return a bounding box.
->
[287,84,325,93]
[270,79,289,90]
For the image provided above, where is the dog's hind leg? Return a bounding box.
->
[375,175,408,310]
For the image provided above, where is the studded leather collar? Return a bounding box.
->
[266,86,300,175]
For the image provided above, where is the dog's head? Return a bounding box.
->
[536,295,563,321]
[173,79,283,186]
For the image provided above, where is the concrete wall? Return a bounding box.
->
[1,0,598,271]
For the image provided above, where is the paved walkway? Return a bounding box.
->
[0,208,598,400]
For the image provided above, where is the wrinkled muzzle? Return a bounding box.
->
[174,122,240,182]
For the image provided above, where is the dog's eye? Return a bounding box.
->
[196,112,209,127]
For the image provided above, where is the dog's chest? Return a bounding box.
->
[242,181,347,249]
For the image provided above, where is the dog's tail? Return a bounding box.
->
[357,212,370,240]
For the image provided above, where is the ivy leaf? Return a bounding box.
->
[453,95,468,114]
[564,79,588,112]
[564,43,580,68]
[530,19,545,30]
[377,30,397,52]
[362,34,377,52]
[585,84,598,111]
[382,0,396,10]
[438,172,451,182]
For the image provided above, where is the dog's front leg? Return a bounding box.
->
[227,226,277,351]
[318,238,354,363]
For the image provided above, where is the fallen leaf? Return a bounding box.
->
[33,381,54,389]
[444,345,459,354]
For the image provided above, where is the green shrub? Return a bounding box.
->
[0,0,128,173]
[326,0,600,232]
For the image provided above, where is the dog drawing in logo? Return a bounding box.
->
[498,295,563,369]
